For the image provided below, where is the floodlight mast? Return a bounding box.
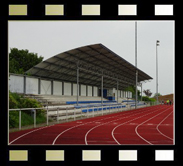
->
[156,40,160,105]
[135,21,138,109]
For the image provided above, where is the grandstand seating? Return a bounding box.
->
[24,94,144,108]
[82,105,126,113]
[25,94,109,105]
[66,100,117,105]
[22,94,147,122]
[122,100,135,102]
[24,94,140,109]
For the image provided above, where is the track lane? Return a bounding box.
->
[112,105,172,145]
[9,105,173,145]
[10,107,147,144]
[135,106,173,145]
[85,106,166,145]
[156,109,173,140]
[53,106,157,144]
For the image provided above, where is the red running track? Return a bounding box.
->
[9,105,174,145]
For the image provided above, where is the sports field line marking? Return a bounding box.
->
[156,110,173,140]
[85,106,165,145]
[111,106,169,145]
[135,106,172,145]
[9,125,54,145]
[9,106,158,145]
[10,108,129,144]
[53,106,158,145]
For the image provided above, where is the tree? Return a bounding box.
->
[142,96,156,102]
[143,89,152,97]
[9,48,44,74]
[125,85,140,99]
[153,93,162,98]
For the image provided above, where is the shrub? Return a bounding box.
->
[9,91,46,128]
[9,91,19,109]
[9,111,19,128]
[142,96,151,101]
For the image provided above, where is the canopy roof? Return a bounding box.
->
[26,43,152,90]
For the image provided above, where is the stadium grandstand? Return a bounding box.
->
[9,43,153,122]
[9,44,175,146]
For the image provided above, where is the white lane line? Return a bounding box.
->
[10,108,131,145]
[156,111,173,140]
[53,106,157,145]
[52,108,148,145]
[10,106,158,145]
[135,107,172,145]
[85,106,164,145]
[9,125,54,145]
[111,107,167,145]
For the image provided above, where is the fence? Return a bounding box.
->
[9,102,158,131]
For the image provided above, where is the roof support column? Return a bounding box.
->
[127,82,129,104]
[23,75,26,94]
[38,78,41,94]
[51,80,53,95]
[141,83,142,101]
[136,70,138,108]
[117,79,119,103]
[101,71,103,105]
[77,62,79,106]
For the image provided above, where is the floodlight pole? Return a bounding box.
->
[156,40,160,105]
[135,21,138,109]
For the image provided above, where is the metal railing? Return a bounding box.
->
[9,102,152,131]
[9,107,48,130]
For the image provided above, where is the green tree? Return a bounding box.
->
[153,93,162,98]
[9,48,43,74]
[142,96,156,102]
[125,85,140,98]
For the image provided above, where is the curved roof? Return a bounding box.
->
[26,43,152,90]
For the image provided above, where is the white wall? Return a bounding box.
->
[26,77,38,94]
[93,86,98,96]
[53,81,62,95]
[113,88,116,96]
[41,80,51,94]
[9,75,24,93]
[9,74,100,97]
[118,90,120,97]
[64,82,71,95]
[115,90,120,97]
[130,92,132,98]
[73,83,77,96]
[87,86,92,96]
[121,90,123,98]
[125,91,127,97]
[127,91,132,98]
[125,91,127,98]
[126,91,128,98]
[81,84,86,96]
[123,91,126,98]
